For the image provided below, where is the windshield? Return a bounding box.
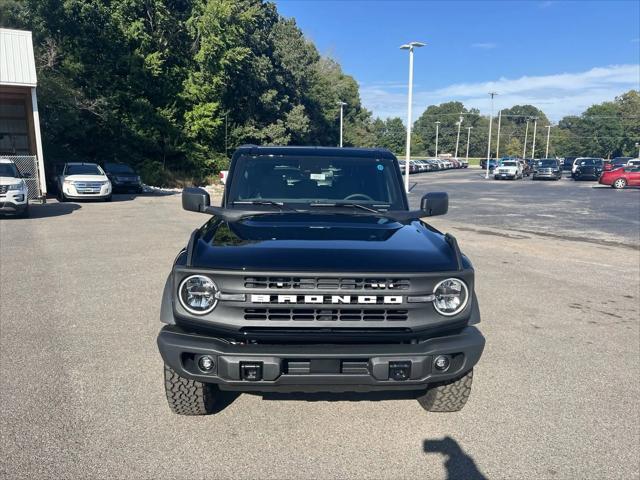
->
[105,163,134,174]
[0,163,20,178]
[500,161,517,167]
[228,155,404,209]
[579,159,602,166]
[65,164,103,175]
[538,160,558,167]
[612,157,631,165]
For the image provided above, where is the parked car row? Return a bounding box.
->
[399,157,469,174]
[47,161,144,202]
[490,155,640,188]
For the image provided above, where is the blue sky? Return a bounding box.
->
[276,0,640,121]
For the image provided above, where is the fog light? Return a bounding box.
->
[198,355,215,372]
[434,355,450,372]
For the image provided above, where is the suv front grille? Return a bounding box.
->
[244,277,410,291]
[74,182,103,194]
[0,185,8,194]
[244,308,409,322]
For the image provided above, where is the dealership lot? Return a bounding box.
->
[1,170,639,479]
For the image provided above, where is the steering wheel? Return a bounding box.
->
[343,193,374,201]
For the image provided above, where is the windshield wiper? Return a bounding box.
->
[309,202,390,214]
[232,200,296,211]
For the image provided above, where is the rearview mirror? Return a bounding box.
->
[420,192,448,217]
[182,187,210,213]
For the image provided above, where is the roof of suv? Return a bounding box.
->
[233,145,396,160]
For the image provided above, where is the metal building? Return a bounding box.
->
[0,28,47,198]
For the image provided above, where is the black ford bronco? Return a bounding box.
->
[157,146,485,415]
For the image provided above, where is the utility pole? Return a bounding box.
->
[337,101,347,147]
[522,118,530,158]
[224,111,229,156]
[485,92,498,179]
[435,121,440,158]
[466,126,473,162]
[454,115,463,158]
[545,125,551,158]
[400,41,426,192]
[531,118,538,159]
[495,110,502,159]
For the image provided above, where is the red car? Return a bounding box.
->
[599,166,640,189]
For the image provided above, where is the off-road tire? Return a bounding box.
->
[417,369,473,412]
[164,364,218,415]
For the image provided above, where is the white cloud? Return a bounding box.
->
[360,64,640,121]
[471,43,497,49]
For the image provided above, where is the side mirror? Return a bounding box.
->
[421,192,448,217]
[182,187,210,213]
[22,172,32,178]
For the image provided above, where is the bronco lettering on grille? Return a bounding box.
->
[250,294,403,304]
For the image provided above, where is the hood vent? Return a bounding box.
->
[244,277,410,291]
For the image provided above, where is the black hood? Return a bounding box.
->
[190,213,461,273]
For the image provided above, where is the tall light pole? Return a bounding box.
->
[530,118,538,159]
[495,110,502,159]
[545,125,551,158]
[485,92,498,179]
[400,41,426,192]
[337,101,347,147]
[636,142,639,157]
[434,121,441,158]
[454,115,463,158]
[522,118,530,158]
[466,126,473,162]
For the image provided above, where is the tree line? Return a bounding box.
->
[2,0,638,186]
[377,91,640,160]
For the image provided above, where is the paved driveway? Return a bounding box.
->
[1,180,638,479]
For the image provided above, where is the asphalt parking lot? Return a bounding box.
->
[1,170,639,479]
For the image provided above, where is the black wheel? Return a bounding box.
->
[104,195,112,202]
[417,369,473,412]
[613,178,627,189]
[164,364,218,415]
[19,204,30,218]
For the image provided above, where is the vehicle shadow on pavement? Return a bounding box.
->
[110,190,180,202]
[24,202,81,219]
[212,391,241,414]
[423,437,487,480]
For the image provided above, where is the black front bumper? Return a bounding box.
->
[112,181,142,192]
[157,325,485,393]
[0,201,27,213]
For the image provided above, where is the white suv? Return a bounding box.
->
[494,160,523,180]
[0,158,29,217]
[57,162,112,202]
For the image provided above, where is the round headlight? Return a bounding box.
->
[432,278,469,316]
[178,275,218,315]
